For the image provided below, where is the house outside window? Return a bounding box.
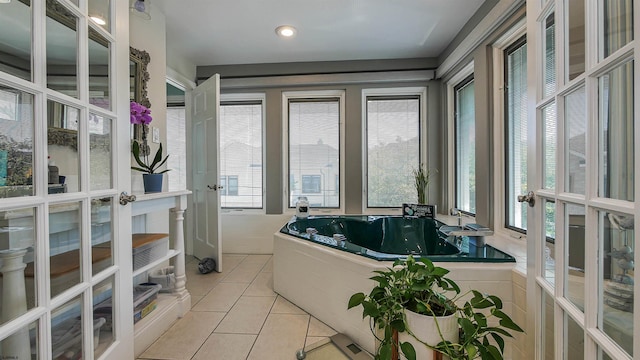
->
[301,175,321,194]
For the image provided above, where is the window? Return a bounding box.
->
[285,91,344,209]
[219,95,264,209]
[454,77,475,214]
[504,37,528,231]
[166,106,186,191]
[364,89,424,208]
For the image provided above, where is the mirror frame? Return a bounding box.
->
[130,46,151,108]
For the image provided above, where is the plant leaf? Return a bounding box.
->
[400,342,416,360]
[379,343,392,359]
[131,141,148,170]
[348,293,365,309]
[486,344,502,359]
[465,343,477,359]
[491,333,505,352]
[459,318,475,339]
[148,143,164,171]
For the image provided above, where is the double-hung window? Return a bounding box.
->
[363,88,426,209]
[284,91,344,210]
[219,94,265,209]
[454,76,476,215]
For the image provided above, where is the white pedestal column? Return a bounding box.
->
[0,248,31,360]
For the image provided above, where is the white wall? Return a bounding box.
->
[130,6,168,233]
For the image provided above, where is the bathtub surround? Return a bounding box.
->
[273,230,518,356]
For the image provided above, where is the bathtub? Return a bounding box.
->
[273,215,517,356]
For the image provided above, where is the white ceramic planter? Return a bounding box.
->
[399,309,458,360]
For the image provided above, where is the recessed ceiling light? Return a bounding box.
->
[275,25,297,38]
[90,16,107,26]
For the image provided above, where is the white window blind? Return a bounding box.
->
[288,99,340,208]
[219,101,263,208]
[166,107,186,191]
[455,78,475,214]
[366,97,420,207]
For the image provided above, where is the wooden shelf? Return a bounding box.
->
[132,249,181,278]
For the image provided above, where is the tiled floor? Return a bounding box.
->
[138,254,338,360]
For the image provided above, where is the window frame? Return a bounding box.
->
[453,74,476,216]
[219,93,266,213]
[282,90,345,214]
[446,62,475,218]
[361,87,427,214]
[490,20,528,239]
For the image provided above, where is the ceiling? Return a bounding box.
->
[155,0,486,67]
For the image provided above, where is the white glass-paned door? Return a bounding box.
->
[0,0,132,358]
[528,0,637,359]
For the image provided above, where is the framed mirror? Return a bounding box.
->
[130,46,150,108]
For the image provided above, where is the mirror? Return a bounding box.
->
[130,46,151,108]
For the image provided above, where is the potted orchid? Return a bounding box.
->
[130,101,170,193]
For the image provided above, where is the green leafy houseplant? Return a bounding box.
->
[413,166,434,204]
[131,141,170,174]
[348,256,523,360]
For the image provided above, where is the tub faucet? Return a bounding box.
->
[450,208,462,226]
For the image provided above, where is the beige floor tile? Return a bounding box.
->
[185,267,225,297]
[192,282,249,312]
[247,313,310,360]
[244,272,275,296]
[307,317,337,337]
[140,311,225,360]
[271,296,307,315]
[214,296,276,334]
[261,257,273,273]
[242,254,272,265]
[190,295,204,308]
[221,261,265,283]
[305,336,328,348]
[192,333,257,360]
[221,254,247,272]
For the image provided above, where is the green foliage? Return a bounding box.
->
[412,165,435,204]
[348,256,524,359]
[131,141,171,174]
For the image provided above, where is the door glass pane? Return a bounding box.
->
[600,210,633,356]
[49,202,82,298]
[565,87,586,194]
[0,208,37,326]
[88,0,111,32]
[544,13,556,97]
[602,0,633,59]
[598,61,634,202]
[90,114,112,190]
[366,97,420,208]
[455,81,475,213]
[544,200,556,284]
[565,314,584,359]
[52,296,85,359]
[0,86,34,198]
[1,319,38,360]
[219,102,263,208]
[506,40,528,230]
[288,99,340,208]
[48,100,80,194]
[567,0,585,80]
[46,1,79,98]
[91,197,112,275]
[542,291,555,359]
[89,30,111,110]
[0,0,32,81]
[93,275,114,357]
[599,348,613,360]
[565,204,585,310]
[543,101,557,189]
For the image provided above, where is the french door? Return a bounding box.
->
[527,0,637,359]
[0,1,133,359]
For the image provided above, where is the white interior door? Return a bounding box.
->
[191,75,222,272]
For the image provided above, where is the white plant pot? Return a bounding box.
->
[398,309,458,360]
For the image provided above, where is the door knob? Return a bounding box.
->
[119,192,137,205]
[207,184,224,191]
[517,191,535,207]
